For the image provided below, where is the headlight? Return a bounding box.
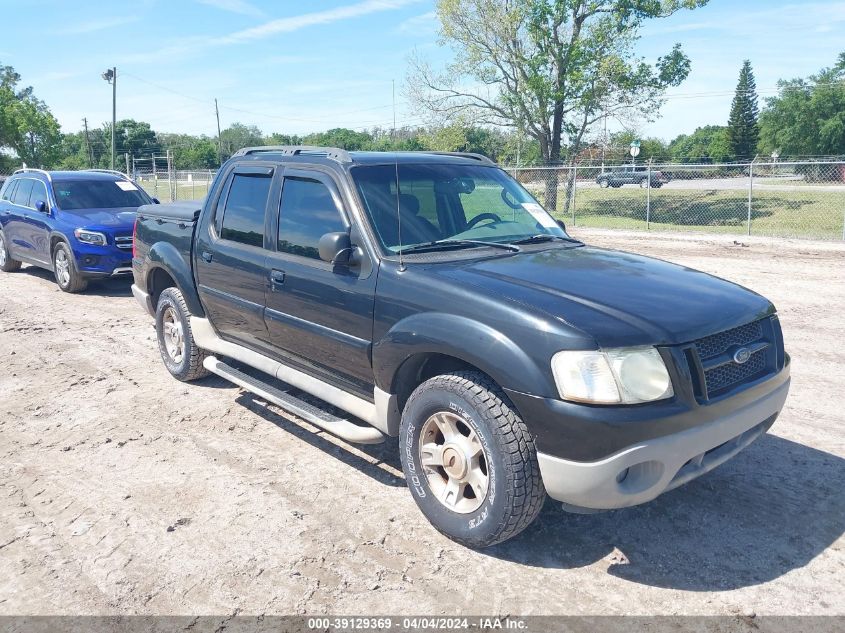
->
[551,347,673,404]
[74,229,107,246]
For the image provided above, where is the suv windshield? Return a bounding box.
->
[53,179,151,210]
[351,164,567,253]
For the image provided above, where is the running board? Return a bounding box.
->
[203,356,385,445]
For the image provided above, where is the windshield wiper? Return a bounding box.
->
[400,239,521,254]
[509,234,583,246]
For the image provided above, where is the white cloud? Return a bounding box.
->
[195,0,264,18]
[62,16,140,35]
[221,0,424,44]
[396,10,438,34]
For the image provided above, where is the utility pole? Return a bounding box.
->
[214,98,223,166]
[101,67,117,169]
[82,118,94,168]
[125,152,130,176]
[392,79,396,138]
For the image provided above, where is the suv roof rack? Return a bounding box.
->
[234,145,353,163]
[86,168,131,180]
[13,167,53,182]
[424,152,497,166]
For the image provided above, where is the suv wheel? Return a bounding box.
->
[399,371,545,548]
[0,230,22,273]
[639,178,649,188]
[53,242,88,293]
[598,178,609,188]
[155,287,210,381]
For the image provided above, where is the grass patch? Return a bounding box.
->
[532,187,845,240]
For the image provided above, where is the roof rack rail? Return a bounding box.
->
[234,145,353,163]
[13,167,53,182]
[86,168,131,180]
[424,152,497,166]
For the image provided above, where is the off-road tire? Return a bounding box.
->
[399,371,546,548]
[0,230,22,272]
[52,242,88,293]
[155,286,210,382]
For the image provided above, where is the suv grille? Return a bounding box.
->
[115,235,133,250]
[690,317,782,399]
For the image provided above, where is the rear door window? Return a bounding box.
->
[219,173,273,248]
[11,179,34,207]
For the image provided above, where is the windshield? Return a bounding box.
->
[53,179,152,210]
[351,164,567,253]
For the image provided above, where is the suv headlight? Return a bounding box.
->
[551,347,673,404]
[74,229,107,246]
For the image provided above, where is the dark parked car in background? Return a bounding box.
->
[0,169,154,292]
[596,165,668,188]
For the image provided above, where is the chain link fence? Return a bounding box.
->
[2,160,844,240]
[506,160,845,240]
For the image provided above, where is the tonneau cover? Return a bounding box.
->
[138,201,202,222]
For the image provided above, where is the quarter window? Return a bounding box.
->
[278,177,345,260]
[1,180,18,202]
[220,173,272,247]
[11,179,34,207]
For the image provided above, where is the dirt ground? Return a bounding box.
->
[0,229,843,617]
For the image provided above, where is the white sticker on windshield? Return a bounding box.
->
[521,202,557,228]
[115,181,138,191]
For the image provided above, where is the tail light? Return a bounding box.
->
[132,218,138,258]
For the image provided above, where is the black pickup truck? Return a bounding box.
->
[131,146,790,547]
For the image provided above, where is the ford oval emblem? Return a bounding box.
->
[733,347,752,364]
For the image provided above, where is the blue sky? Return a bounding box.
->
[1,0,844,142]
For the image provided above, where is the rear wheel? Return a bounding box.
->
[399,371,546,548]
[155,286,210,381]
[53,242,88,293]
[0,230,22,273]
[598,178,609,188]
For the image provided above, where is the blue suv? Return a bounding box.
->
[0,169,155,292]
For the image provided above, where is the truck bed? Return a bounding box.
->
[134,202,200,274]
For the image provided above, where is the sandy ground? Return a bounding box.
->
[0,229,843,616]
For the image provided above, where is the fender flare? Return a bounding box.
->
[146,241,205,317]
[372,312,556,398]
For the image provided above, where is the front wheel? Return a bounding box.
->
[53,242,88,293]
[399,371,546,548]
[598,178,609,188]
[0,230,22,273]
[155,287,210,382]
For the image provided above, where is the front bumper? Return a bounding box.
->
[535,375,789,510]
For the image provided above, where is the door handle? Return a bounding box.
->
[201,251,213,263]
[270,269,285,289]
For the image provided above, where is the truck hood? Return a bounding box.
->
[433,246,775,348]
[58,207,138,231]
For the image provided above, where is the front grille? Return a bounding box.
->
[115,235,133,250]
[703,350,767,393]
[694,320,763,360]
[690,317,781,399]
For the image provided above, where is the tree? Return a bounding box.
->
[668,125,731,163]
[219,123,264,158]
[408,0,705,208]
[758,52,845,158]
[0,61,63,169]
[726,60,759,160]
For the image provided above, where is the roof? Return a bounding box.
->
[50,170,127,181]
[232,146,497,168]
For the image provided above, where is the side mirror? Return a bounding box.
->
[152,198,161,204]
[318,231,353,265]
[557,219,567,231]
[34,200,49,214]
